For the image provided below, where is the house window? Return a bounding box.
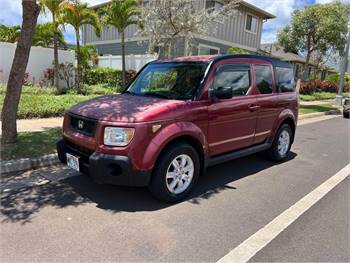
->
[206,0,224,22]
[245,14,258,33]
[198,44,220,55]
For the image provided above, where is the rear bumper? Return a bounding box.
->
[57,139,151,187]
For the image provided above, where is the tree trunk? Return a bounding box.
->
[121,31,126,89]
[53,13,60,91]
[303,51,311,81]
[1,0,40,144]
[167,42,172,59]
[75,29,81,92]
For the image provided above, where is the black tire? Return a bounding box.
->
[266,124,293,162]
[343,112,349,119]
[148,143,200,203]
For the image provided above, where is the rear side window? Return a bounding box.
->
[255,65,273,94]
[213,65,251,97]
[276,67,295,92]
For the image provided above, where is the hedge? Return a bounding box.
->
[82,67,137,92]
[300,80,350,95]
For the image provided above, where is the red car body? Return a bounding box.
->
[57,54,298,189]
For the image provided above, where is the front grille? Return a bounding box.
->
[70,114,96,137]
[65,140,94,162]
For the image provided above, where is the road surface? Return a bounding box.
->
[1,116,349,262]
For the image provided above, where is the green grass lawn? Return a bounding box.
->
[299,104,339,115]
[0,84,117,119]
[0,94,99,119]
[300,92,349,101]
[0,128,61,161]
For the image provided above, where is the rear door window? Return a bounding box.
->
[276,67,295,92]
[255,65,273,94]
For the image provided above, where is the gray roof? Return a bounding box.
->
[260,44,308,64]
[260,44,338,72]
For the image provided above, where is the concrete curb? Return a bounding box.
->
[0,153,59,174]
[298,109,341,120]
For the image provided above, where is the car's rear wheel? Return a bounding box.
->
[343,111,349,119]
[149,143,200,203]
[266,124,293,161]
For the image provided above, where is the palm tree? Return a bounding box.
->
[99,0,140,88]
[33,22,66,48]
[39,0,65,91]
[62,0,101,91]
[0,24,21,43]
[1,1,40,144]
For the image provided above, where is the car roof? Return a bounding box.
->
[153,54,293,68]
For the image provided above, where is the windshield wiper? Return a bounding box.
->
[123,90,136,95]
[143,92,170,99]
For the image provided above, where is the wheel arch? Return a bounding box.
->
[275,116,296,143]
[141,122,208,172]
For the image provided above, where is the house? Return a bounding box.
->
[82,0,275,57]
[260,43,337,80]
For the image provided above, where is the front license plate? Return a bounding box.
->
[66,153,80,172]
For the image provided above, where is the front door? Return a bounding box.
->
[208,64,257,156]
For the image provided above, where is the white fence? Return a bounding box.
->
[0,42,75,87]
[98,54,158,71]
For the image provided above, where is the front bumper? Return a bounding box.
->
[56,139,151,187]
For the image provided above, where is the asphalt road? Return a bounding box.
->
[1,116,349,262]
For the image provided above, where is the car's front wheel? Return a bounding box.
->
[149,143,200,203]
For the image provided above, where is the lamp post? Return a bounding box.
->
[335,20,350,105]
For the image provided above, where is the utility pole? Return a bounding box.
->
[335,20,350,105]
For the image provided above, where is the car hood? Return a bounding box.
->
[69,94,185,123]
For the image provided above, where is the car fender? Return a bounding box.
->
[272,109,297,136]
[141,122,208,170]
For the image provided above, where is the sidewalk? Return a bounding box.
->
[299,99,337,106]
[0,117,63,134]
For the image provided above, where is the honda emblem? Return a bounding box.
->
[78,120,84,129]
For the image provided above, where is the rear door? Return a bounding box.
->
[253,63,279,144]
[208,64,257,156]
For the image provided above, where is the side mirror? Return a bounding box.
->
[214,86,233,99]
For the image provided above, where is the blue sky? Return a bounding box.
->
[0,0,344,44]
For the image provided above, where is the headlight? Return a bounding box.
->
[104,127,135,146]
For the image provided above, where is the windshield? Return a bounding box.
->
[126,62,208,100]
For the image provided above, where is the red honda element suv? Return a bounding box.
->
[57,54,298,202]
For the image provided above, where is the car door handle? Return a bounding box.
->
[249,105,260,111]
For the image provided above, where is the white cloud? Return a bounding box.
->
[245,0,295,43]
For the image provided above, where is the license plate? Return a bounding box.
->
[66,153,80,172]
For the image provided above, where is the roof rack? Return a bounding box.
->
[211,54,293,68]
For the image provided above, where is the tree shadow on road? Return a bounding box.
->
[1,152,297,223]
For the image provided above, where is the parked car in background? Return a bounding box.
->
[57,54,298,202]
[343,97,350,119]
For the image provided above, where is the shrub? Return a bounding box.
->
[42,68,55,87]
[326,73,350,86]
[300,80,349,95]
[23,72,30,85]
[126,69,137,84]
[58,62,75,93]
[83,67,122,88]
